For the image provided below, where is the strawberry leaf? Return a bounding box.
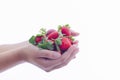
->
[46,41,54,50]
[39,28,46,35]
[41,38,46,43]
[38,43,47,49]
[55,38,62,45]
[37,43,43,48]
[38,39,54,50]
[65,24,70,28]
[65,24,69,26]
[29,36,36,45]
[36,34,42,36]
[58,25,62,32]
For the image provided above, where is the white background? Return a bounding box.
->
[0,0,120,80]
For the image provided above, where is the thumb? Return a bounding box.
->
[71,30,80,36]
[38,50,61,59]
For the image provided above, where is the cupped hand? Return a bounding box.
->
[19,41,79,72]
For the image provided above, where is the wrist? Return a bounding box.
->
[0,47,24,72]
[15,48,25,63]
[15,41,31,62]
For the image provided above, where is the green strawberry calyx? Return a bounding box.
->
[37,38,54,50]
[29,36,36,45]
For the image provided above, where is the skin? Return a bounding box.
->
[0,31,79,73]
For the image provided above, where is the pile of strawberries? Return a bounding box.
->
[29,24,76,54]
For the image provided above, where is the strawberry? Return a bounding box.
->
[29,24,78,54]
[46,29,56,36]
[47,31,59,40]
[68,38,73,44]
[59,37,72,51]
[67,36,75,44]
[35,36,43,44]
[59,25,71,36]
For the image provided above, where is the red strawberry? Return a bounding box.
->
[68,38,73,44]
[67,36,75,44]
[61,26,71,36]
[59,37,71,51]
[46,29,56,36]
[35,36,43,43]
[47,31,59,40]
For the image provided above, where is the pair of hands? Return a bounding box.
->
[21,42,79,72]
[0,31,79,72]
[18,31,79,72]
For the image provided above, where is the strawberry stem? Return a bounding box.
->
[55,40,61,53]
[58,31,63,38]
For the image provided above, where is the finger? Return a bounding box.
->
[34,45,76,71]
[73,40,79,44]
[37,50,61,59]
[44,44,76,66]
[51,47,79,70]
[73,56,76,59]
[46,45,78,70]
[71,30,80,36]
[59,44,78,60]
[63,47,79,64]
[50,48,79,71]
[60,45,78,63]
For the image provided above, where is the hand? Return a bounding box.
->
[19,41,79,72]
[71,30,80,36]
[0,30,79,72]
[19,31,79,72]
